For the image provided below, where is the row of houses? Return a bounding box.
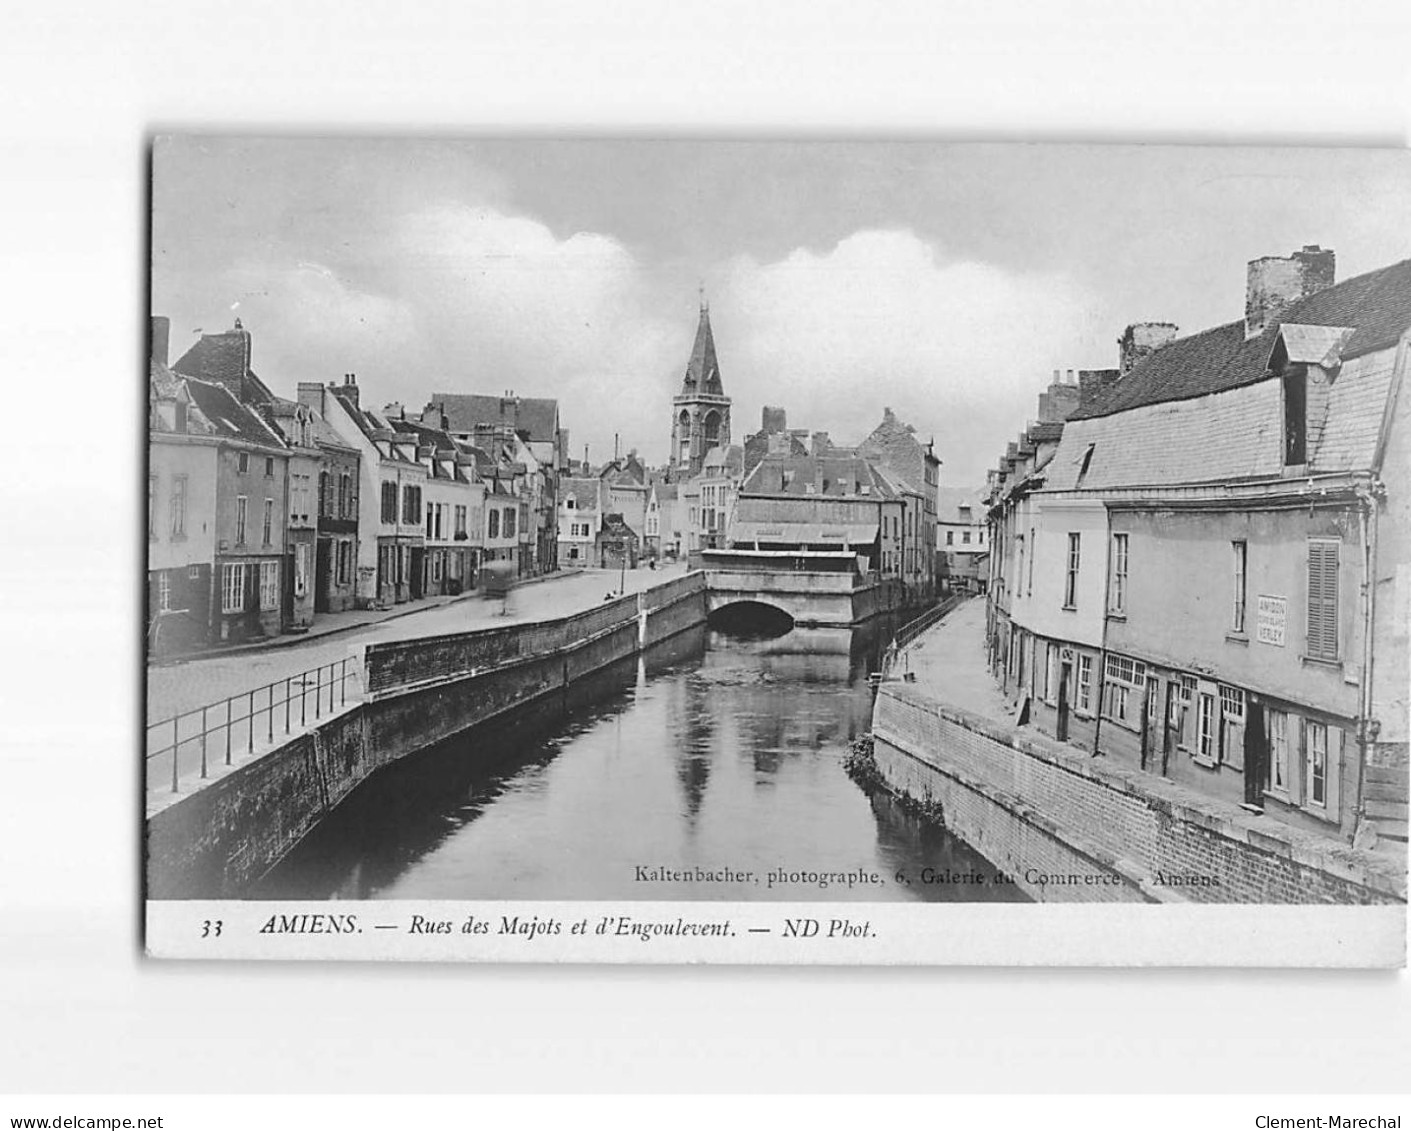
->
[549,299,941,606]
[720,412,939,603]
[936,487,990,593]
[984,245,1410,853]
[147,317,565,658]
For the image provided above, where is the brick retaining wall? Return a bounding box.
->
[871,684,1406,905]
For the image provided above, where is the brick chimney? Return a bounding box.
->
[1118,322,1179,374]
[149,316,170,368]
[1245,245,1336,339]
[810,431,831,456]
[1037,370,1082,423]
[761,405,787,434]
[296,381,326,415]
[1078,368,1121,412]
[340,372,360,409]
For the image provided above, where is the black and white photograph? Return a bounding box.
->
[142,137,1408,963]
[7,0,1411,1115]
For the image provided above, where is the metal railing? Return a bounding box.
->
[146,657,361,795]
[896,594,967,651]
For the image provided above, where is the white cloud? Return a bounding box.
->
[158,214,1104,486]
[388,204,680,459]
[716,229,1100,486]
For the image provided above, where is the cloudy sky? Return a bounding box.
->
[152,138,1411,487]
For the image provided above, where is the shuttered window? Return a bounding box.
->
[1306,539,1340,661]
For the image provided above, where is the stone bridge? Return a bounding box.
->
[704,568,892,628]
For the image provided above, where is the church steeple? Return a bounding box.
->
[670,290,731,478]
[681,291,723,396]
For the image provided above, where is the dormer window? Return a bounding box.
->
[1076,443,1096,485]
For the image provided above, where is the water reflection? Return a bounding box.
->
[256,617,1026,904]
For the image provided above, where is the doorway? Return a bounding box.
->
[315,537,332,613]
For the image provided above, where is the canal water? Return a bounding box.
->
[256,618,1027,903]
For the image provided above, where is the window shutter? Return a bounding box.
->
[1307,541,1339,659]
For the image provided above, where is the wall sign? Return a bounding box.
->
[1257,595,1287,646]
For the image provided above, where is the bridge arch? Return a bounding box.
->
[706,599,796,639]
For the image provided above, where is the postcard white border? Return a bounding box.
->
[146,900,1407,967]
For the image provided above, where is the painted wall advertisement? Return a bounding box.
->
[1256,594,1287,646]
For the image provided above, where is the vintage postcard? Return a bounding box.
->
[143,138,1409,965]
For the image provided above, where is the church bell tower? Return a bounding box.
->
[670,290,731,478]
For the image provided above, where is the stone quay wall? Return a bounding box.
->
[870,684,1406,905]
[147,572,709,898]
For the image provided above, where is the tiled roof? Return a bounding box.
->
[740,454,900,499]
[563,478,603,510]
[430,394,560,443]
[701,443,743,476]
[743,429,808,474]
[328,386,387,444]
[462,444,499,477]
[936,487,986,520]
[1043,345,1398,492]
[599,454,647,485]
[182,377,288,449]
[391,417,460,456]
[1075,258,1411,421]
[172,326,277,407]
[599,513,639,538]
[148,358,184,403]
[308,414,358,453]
